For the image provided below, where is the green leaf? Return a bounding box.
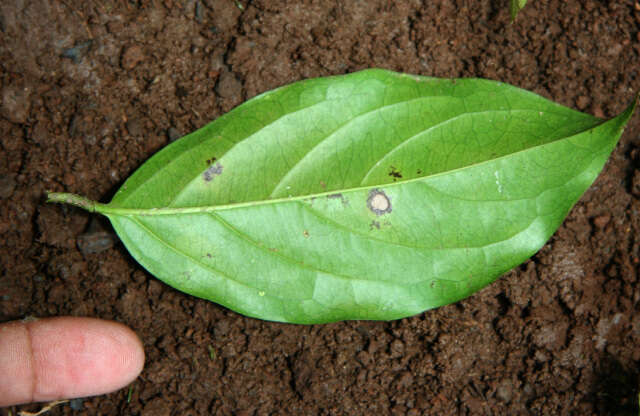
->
[48,69,637,324]
[510,0,528,20]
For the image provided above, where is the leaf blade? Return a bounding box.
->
[63,70,635,324]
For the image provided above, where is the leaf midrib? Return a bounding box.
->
[98,118,604,217]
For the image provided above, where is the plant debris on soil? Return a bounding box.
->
[1,0,640,415]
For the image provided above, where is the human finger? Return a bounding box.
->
[0,316,144,407]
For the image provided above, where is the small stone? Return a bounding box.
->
[141,397,171,416]
[0,174,16,198]
[394,371,414,389]
[1,85,31,124]
[61,40,93,63]
[78,231,116,255]
[126,118,143,137]
[167,127,182,142]
[106,20,124,34]
[69,398,84,410]
[576,95,590,110]
[215,70,242,99]
[496,379,513,403]
[121,44,145,70]
[77,219,117,255]
[593,214,610,229]
[389,339,405,357]
[593,106,605,119]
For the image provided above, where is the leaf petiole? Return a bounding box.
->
[47,192,103,213]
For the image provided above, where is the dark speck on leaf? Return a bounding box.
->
[327,193,348,205]
[370,220,380,230]
[388,166,402,180]
[205,156,217,165]
[367,189,392,216]
[203,162,223,182]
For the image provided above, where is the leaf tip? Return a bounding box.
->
[619,93,640,126]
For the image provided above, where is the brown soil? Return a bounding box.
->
[1,0,640,414]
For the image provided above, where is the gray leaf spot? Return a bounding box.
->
[367,189,391,216]
[203,162,223,182]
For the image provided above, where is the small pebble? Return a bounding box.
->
[121,44,145,70]
[593,214,610,229]
[593,106,605,119]
[1,85,31,124]
[167,127,182,142]
[0,174,16,198]
[78,231,116,255]
[77,219,117,255]
[126,118,143,137]
[576,95,590,110]
[69,398,84,411]
[215,70,242,99]
[61,40,93,63]
[496,379,513,403]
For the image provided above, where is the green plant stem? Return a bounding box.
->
[47,192,102,213]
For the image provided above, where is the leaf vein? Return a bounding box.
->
[129,217,256,292]
[269,95,436,197]
[208,211,363,283]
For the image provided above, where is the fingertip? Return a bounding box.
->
[28,317,145,402]
[0,317,145,406]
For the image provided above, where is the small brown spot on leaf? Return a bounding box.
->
[205,156,217,165]
[369,220,380,230]
[206,253,212,258]
[203,162,223,182]
[303,230,310,238]
[367,189,392,216]
[320,181,327,189]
